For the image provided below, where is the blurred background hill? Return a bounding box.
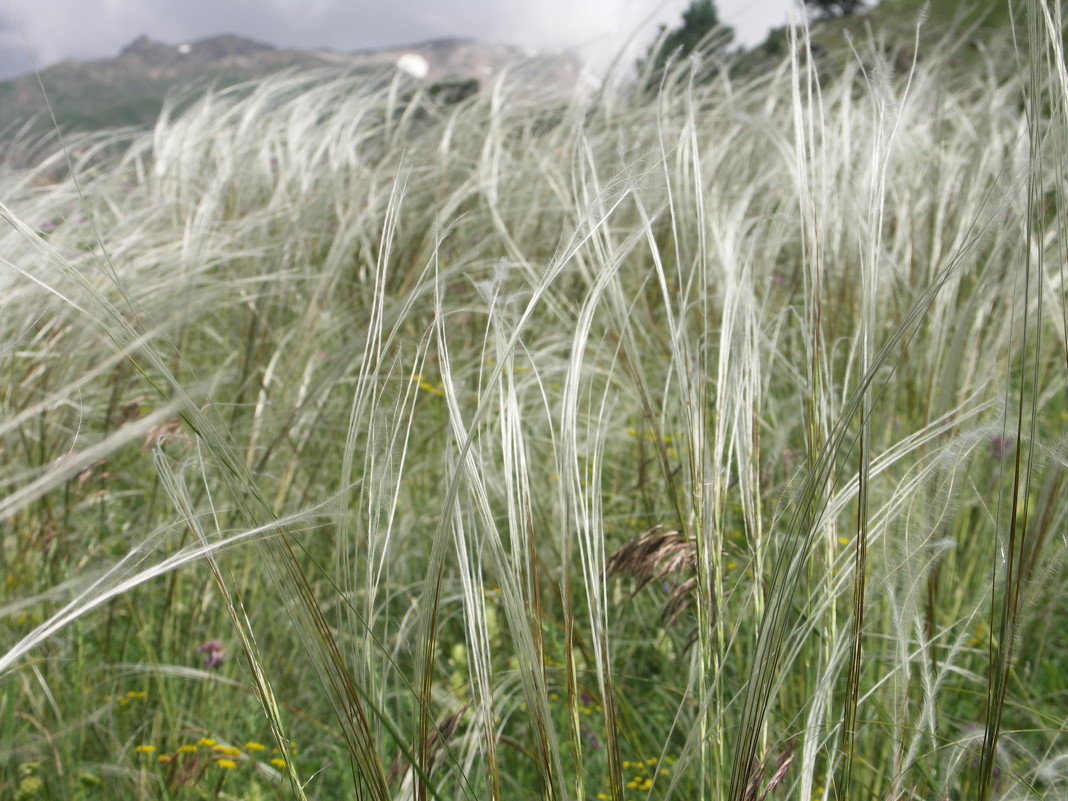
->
[0,33,582,135]
[1,0,1059,139]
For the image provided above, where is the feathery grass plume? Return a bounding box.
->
[2,11,1067,801]
[605,526,698,628]
[976,2,1068,800]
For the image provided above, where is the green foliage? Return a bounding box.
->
[805,0,865,19]
[638,0,734,88]
[1,11,1067,801]
[427,77,479,105]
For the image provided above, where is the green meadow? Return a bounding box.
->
[1,8,1066,801]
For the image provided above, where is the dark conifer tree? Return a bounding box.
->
[805,0,865,20]
[639,0,733,88]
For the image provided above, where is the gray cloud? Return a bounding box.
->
[0,0,796,82]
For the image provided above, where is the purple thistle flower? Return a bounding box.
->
[580,721,601,751]
[990,434,1015,460]
[197,639,225,670]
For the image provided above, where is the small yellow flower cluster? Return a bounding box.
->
[268,742,299,769]
[8,609,44,627]
[134,736,289,772]
[624,428,679,459]
[625,775,653,792]
[107,689,148,708]
[621,756,671,771]
[595,755,674,798]
[411,375,444,396]
[622,758,658,792]
[625,428,675,444]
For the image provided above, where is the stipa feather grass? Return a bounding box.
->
[605,527,698,629]
[1,7,1067,801]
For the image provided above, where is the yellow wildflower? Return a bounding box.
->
[133,744,156,755]
[216,759,237,770]
[270,758,286,769]
[177,745,198,754]
[411,375,443,396]
[196,738,216,748]
[245,742,266,752]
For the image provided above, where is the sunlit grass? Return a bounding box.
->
[1,6,1067,801]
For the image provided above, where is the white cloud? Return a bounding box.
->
[265,0,336,21]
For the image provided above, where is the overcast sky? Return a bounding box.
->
[0,0,806,82]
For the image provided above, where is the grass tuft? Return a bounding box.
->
[2,8,1066,801]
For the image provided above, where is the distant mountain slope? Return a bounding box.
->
[0,34,582,135]
[741,0,1056,75]
[810,0,1019,53]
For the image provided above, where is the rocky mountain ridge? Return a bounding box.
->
[0,33,583,135]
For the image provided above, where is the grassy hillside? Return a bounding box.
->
[0,35,577,139]
[899,0,1007,21]
[1,6,1066,801]
[744,0,1056,75]
[0,35,332,135]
